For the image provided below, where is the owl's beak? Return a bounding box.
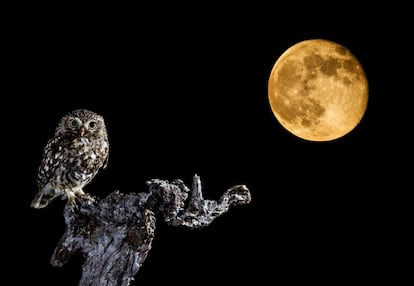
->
[79,127,85,136]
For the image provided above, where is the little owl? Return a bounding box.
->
[31,109,109,209]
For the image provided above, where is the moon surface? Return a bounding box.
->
[268,39,368,141]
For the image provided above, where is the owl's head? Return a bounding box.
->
[57,109,107,139]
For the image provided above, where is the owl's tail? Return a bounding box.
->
[31,184,61,209]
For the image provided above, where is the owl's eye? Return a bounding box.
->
[88,121,97,130]
[69,119,78,129]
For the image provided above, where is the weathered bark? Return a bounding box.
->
[49,174,251,286]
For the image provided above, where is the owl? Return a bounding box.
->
[31,109,109,209]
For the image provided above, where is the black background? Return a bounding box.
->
[4,4,409,285]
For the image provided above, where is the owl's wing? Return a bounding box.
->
[32,135,65,208]
[36,136,62,189]
[31,183,62,209]
[102,142,109,169]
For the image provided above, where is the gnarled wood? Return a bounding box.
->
[49,175,251,286]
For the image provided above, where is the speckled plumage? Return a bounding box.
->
[31,109,109,209]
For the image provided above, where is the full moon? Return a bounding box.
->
[268,39,368,141]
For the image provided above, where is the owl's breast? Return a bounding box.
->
[72,137,109,170]
[53,137,109,187]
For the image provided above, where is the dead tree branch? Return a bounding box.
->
[49,174,251,286]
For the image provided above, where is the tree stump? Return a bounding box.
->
[48,174,251,286]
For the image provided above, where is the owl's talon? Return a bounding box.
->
[77,190,86,197]
[75,191,96,205]
[65,190,77,204]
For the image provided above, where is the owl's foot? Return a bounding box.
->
[66,190,77,205]
[76,189,86,198]
[76,190,96,204]
[65,190,96,206]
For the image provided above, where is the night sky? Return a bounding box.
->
[5,4,409,285]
